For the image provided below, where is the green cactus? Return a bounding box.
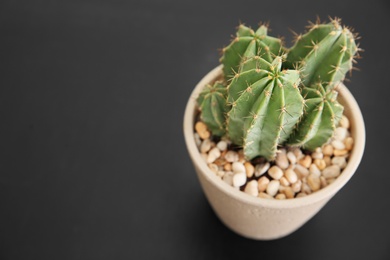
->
[220,24,283,80]
[227,56,304,160]
[285,18,359,90]
[287,82,344,150]
[197,81,230,136]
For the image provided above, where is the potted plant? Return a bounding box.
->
[183,17,365,240]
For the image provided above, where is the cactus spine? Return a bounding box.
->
[197,81,229,136]
[220,24,283,79]
[227,56,304,160]
[285,18,359,90]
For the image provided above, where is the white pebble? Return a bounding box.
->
[232,162,246,174]
[302,183,312,194]
[332,140,346,150]
[217,171,225,178]
[255,162,270,177]
[268,165,284,180]
[331,156,347,169]
[208,163,218,173]
[275,149,289,169]
[224,151,239,162]
[222,171,233,186]
[294,164,309,178]
[207,147,221,163]
[291,180,302,193]
[322,165,341,179]
[309,164,321,176]
[287,151,297,165]
[285,168,298,184]
[244,180,259,197]
[334,127,348,141]
[266,180,280,197]
[200,139,211,153]
[292,147,304,160]
[311,152,324,160]
[216,140,228,151]
[232,172,247,187]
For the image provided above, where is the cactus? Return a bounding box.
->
[220,24,283,79]
[285,18,359,91]
[197,81,229,136]
[227,56,304,160]
[287,82,344,150]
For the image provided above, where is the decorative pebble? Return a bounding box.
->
[280,177,290,187]
[208,163,218,173]
[258,176,270,192]
[287,151,297,165]
[334,127,348,141]
[223,171,234,186]
[320,176,327,188]
[299,155,312,168]
[339,115,350,129]
[322,144,334,156]
[322,165,341,179]
[207,147,221,163]
[292,147,304,160]
[258,192,274,199]
[323,156,332,166]
[216,140,228,151]
[232,172,247,187]
[244,162,255,178]
[284,187,295,199]
[285,168,298,184]
[255,162,270,177]
[309,164,321,177]
[294,164,309,178]
[276,150,289,169]
[332,140,346,150]
[332,156,347,169]
[302,183,312,194]
[195,121,210,140]
[200,139,211,153]
[223,163,232,171]
[232,162,246,174]
[334,149,348,156]
[291,180,302,193]
[296,193,307,198]
[344,137,354,150]
[224,151,239,162]
[275,193,286,200]
[311,151,324,160]
[314,159,327,170]
[244,180,259,197]
[307,173,321,191]
[194,133,202,147]
[268,166,284,180]
[266,180,280,197]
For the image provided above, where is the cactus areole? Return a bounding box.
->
[197,18,360,161]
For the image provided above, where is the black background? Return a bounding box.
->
[0,0,389,259]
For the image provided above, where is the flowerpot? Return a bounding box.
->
[183,65,365,240]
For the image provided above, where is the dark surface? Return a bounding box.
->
[0,0,389,259]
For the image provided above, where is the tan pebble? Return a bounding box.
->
[280,177,290,187]
[311,152,324,160]
[322,165,341,179]
[213,158,225,166]
[322,144,334,156]
[334,149,349,156]
[309,164,321,176]
[332,156,347,169]
[339,115,350,129]
[244,180,259,197]
[334,127,348,141]
[287,151,297,165]
[208,163,219,173]
[275,149,289,169]
[258,192,274,199]
[302,183,312,194]
[258,176,270,192]
[292,147,304,160]
[324,156,332,166]
[320,176,327,188]
[255,162,270,177]
[327,178,337,184]
[294,164,309,178]
[244,162,255,178]
[200,139,211,153]
[195,121,210,139]
[296,192,307,198]
[217,171,225,178]
[224,151,239,162]
[314,159,327,170]
[268,165,284,180]
[266,180,280,197]
[275,193,286,200]
[291,180,302,193]
[285,168,298,184]
[284,187,295,199]
[307,173,321,191]
[332,140,346,150]
[298,155,312,168]
[223,163,232,171]
[216,140,228,151]
[232,162,246,173]
[207,147,221,163]
[344,137,354,150]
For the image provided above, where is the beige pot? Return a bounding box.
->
[183,66,365,240]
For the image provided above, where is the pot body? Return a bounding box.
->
[183,66,365,240]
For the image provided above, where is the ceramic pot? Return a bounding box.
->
[183,66,365,240]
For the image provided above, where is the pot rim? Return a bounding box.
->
[184,65,365,209]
